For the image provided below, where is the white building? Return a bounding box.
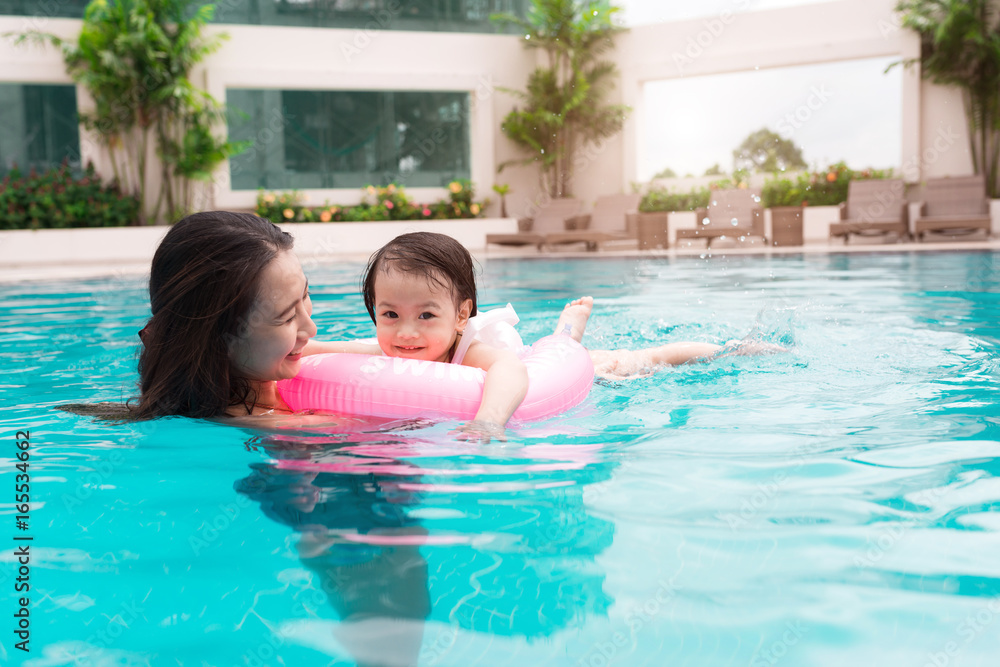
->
[0,0,976,221]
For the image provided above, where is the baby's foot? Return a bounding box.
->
[555,296,593,343]
[721,339,789,356]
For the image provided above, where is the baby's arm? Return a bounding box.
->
[453,341,528,442]
[302,339,382,356]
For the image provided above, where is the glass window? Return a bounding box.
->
[0,84,81,176]
[227,88,470,190]
[214,0,527,32]
[0,0,528,33]
[0,0,89,19]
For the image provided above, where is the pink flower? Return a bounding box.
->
[385,201,394,209]
[423,208,431,216]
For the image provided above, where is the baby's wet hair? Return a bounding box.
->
[362,232,478,323]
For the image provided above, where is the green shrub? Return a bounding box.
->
[255,180,486,224]
[639,186,710,213]
[762,162,893,208]
[0,162,140,230]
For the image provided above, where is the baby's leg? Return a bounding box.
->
[588,343,722,379]
[554,296,593,343]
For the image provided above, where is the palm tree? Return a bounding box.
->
[493,0,630,198]
[895,0,1000,196]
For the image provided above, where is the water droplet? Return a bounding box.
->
[731,218,739,226]
[753,195,761,203]
[701,217,710,225]
[711,200,718,206]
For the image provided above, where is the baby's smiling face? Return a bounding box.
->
[372,268,471,363]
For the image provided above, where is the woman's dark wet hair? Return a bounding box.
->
[133,211,294,418]
[361,231,478,323]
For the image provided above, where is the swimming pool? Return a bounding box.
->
[2,251,999,666]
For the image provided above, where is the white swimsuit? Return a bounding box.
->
[450,304,527,365]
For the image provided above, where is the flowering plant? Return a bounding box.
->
[762,162,893,208]
[0,161,139,229]
[255,181,486,223]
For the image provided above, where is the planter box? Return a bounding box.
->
[770,206,804,246]
[635,211,670,249]
[765,205,840,244]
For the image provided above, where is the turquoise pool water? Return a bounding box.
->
[2,251,999,666]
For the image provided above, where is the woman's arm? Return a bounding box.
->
[453,342,528,442]
[302,339,382,356]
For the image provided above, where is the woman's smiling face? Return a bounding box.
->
[229,250,317,380]
[373,268,472,363]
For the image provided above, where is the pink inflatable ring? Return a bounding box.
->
[276,334,594,423]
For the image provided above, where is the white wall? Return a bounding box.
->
[918,81,974,179]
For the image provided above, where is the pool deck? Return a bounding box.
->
[1,225,999,284]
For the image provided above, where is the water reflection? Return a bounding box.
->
[235,427,616,664]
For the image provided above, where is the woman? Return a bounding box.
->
[135,210,319,420]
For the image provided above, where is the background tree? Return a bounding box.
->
[733,128,807,173]
[13,0,245,223]
[493,0,630,198]
[653,166,677,179]
[703,163,725,176]
[894,0,1000,196]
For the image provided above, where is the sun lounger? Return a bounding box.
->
[829,179,909,243]
[675,188,764,247]
[544,193,643,251]
[912,175,992,241]
[486,197,582,251]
